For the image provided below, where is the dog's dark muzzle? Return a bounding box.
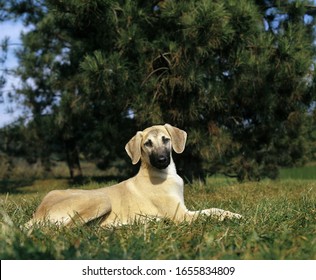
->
[150,151,171,170]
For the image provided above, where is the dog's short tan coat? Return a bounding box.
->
[26,124,241,227]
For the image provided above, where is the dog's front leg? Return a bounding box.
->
[185,208,242,222]
[201,208,242,221]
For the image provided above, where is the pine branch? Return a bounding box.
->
[305,5,316,16]
[265,3,316,16]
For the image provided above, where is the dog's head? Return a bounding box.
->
[125,124,187,170]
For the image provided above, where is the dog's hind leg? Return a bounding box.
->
[25,189,112,227]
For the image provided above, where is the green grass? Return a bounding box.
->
[0,174,316,260]
[280,164,316,180]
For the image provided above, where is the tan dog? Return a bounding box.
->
[25,124,241,227]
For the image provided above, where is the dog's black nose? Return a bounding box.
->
[158,155,167,163]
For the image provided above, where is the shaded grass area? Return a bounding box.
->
[1,176,315,260]
[279,165,316,180]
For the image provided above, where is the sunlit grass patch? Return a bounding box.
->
[1,177,315,260]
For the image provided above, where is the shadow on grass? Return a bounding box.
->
[0,178,36,194]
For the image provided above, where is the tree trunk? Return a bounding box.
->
[64,138,83,180]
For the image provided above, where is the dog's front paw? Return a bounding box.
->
[219,211,242,221]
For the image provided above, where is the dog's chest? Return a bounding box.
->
[150,175,184,202]
[132,174,184,198]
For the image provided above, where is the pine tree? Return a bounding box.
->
[2,0,139,178]
[118,0,316,180]
[2,0,316,181]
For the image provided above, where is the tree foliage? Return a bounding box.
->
[1,0,316,181]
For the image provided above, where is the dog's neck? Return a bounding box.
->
[138,157,178,180]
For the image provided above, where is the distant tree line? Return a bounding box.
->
[0,0,316,181]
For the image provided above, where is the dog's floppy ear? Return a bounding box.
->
[125,131,143,164]
[164,124,187,154]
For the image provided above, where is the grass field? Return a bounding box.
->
[280,165,316,180]
[0,166,315,260]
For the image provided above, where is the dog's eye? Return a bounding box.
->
[162,136,170,144]
[144,140,153,148]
